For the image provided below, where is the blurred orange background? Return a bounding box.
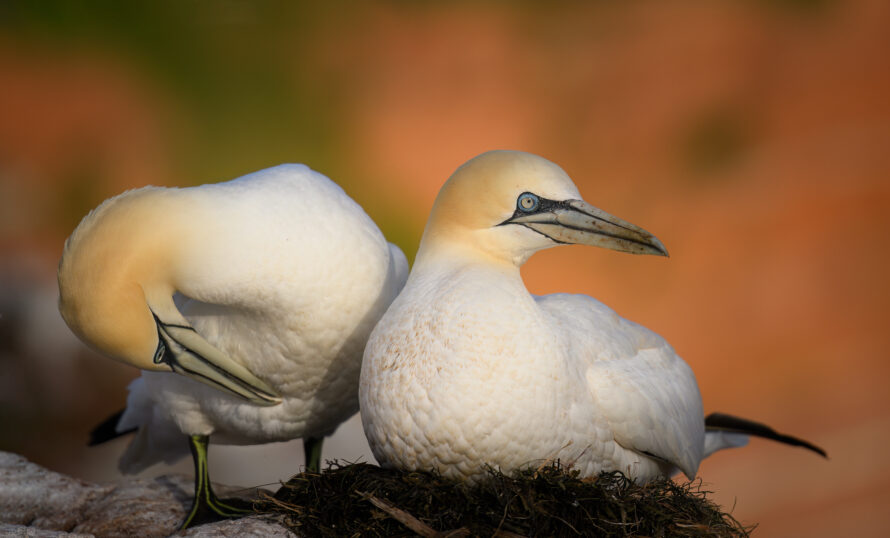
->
[2,1,888,536]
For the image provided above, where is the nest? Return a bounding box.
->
[255,461,751,537]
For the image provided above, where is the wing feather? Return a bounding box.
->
[536,293,705,478]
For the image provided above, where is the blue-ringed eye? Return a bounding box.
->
[517,192,539,213]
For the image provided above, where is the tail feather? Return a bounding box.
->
[703,430,748,458]
[88,375,190,474]
[116,374,190,473]
[117,416,188,474]
[88,409,136,446]
[705,412,827,458]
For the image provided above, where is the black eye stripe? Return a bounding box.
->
[497,194,575,227]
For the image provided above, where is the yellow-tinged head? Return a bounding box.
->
[58,185,281,404]
[58,186,181,371]
[418,150,668,267]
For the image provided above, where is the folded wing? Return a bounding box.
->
[536,293,705,478]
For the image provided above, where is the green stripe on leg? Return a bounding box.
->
[179,434,252,530]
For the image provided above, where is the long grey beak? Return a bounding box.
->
[153,315,282,405]
[506,198,669,256]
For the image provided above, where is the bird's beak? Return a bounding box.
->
[153,314,282,406]
[506,198,669,257]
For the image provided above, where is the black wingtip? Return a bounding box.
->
[705,412,828,459]
[88,409,137,446]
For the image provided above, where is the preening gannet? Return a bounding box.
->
[59,164,408,527]
[360,150,825,484]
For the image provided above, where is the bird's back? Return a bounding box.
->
[173,164,394,312]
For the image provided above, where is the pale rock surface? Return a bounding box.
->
[0,451,294,537]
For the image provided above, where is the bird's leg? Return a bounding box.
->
[303,436,324,472]
[178,434,252,530]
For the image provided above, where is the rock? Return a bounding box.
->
[0,522,93,537]
[0,451,295,537]
[0,452,110,531]
[179,517,296,537]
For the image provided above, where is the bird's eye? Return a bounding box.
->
[517,193,539,213]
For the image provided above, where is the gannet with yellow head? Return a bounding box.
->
[59,164,408,527]
[360,150,824,484]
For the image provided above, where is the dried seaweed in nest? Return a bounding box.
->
[254,461,752,537]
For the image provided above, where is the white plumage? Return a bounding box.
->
[361,250,706,482]
[360,150,805,484]
[59,163,408,525]
[108,165,408,471]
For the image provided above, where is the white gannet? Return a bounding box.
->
[58,164,408,527]
[360,150,824,484]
